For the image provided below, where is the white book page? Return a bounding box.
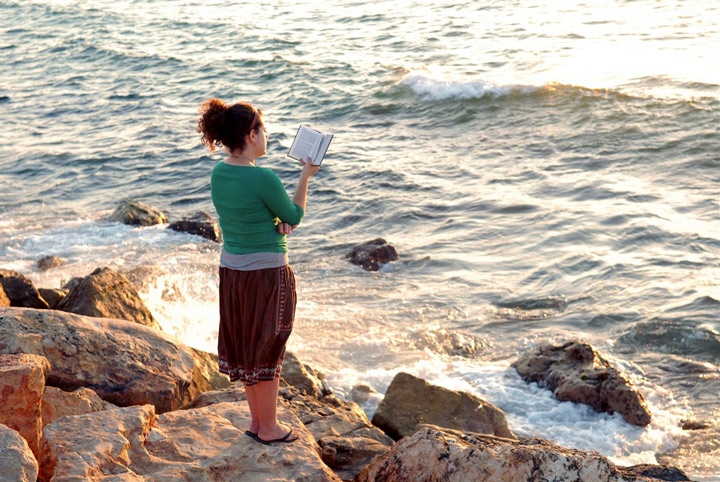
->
[288,125,322,161]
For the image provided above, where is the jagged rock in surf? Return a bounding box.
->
[512,340,652,426]
[36,255,65,271]
[371,372,515,441]
[55,267,160,330]
[356,424,691,482]
[350,384,378,405]
[110,199,167,226]
[0,268,48,309]
[346,238,398,271]
[168,210,221,242]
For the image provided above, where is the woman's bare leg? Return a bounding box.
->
[254,376,298,441]
[244,383,260,434]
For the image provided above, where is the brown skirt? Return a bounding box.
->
[217,264,296,385]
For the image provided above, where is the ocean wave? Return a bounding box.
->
[399,70,539,101]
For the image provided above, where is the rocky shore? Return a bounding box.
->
[0,262,698,481]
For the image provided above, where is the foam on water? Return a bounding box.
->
[399,68,538,101]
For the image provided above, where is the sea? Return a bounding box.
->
[1,0,718,479]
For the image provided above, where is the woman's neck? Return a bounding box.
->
[226,153,255,166]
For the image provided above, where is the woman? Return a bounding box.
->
[198,98,320,445]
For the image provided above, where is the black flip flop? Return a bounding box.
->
[255,429,297,445]
[245,430,260,442]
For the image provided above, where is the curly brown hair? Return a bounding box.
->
[197,98,263,153]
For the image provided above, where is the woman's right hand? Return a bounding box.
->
[299,157,321,178]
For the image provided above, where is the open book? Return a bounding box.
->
[287,125,333,166]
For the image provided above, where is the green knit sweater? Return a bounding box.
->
[211,162,304,254]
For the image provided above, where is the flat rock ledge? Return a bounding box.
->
[512,340,652,426]
[357,425,692,482]
[40,403,340,482]
[0,307,229,413]
[371,372,515,441]
[0,423,38,482]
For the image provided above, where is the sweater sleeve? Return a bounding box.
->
[260,169,305,226]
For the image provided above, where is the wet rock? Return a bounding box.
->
[371,372,515,441]
[41,386,117,428]
[0,283,9,307]
[512,340,652,426]
[350,384,378,405]
[55,267,160,329]
[36,255,65,271]
[168,211,221,242]
[0,268,48,309]
[680,419,712,430]
[346,238,399,271]
[357,425,691,482]
[0,307,226,413]
[110,199,167,226]
[282,351,326,397]
[406,328,487,358]
[0,353,50,460]
[623,464,693,481]
[37,288,67,309]
[40,403,339,482]
[0,423,38,482]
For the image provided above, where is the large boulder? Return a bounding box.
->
[55,267,160,329]
[41,386,117,428]
[0,353,50,460]
[0,268,48,309]
[40,403,340,482]
[168,211,221,242]
[357,425,691,482]
[346,238,398,271]
[371,372,515,441]
[110,199,167,226]
[0,307,228,413]
[0,423,38,482]
[512,340,652,426]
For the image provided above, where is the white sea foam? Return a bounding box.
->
[399,69,539,101]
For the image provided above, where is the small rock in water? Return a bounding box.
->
[407,328,487,358]
[346,238,399,271]
[168,211,221,242]
[0,268,48,309]
[512,340,652,426]
[36,255,65,271]
[110,199,167,226]
[680,419,712,431]
[350,384,378,405]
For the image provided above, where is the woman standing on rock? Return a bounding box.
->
[198,99,320,445]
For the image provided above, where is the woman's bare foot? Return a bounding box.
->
[257,422,298,442]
